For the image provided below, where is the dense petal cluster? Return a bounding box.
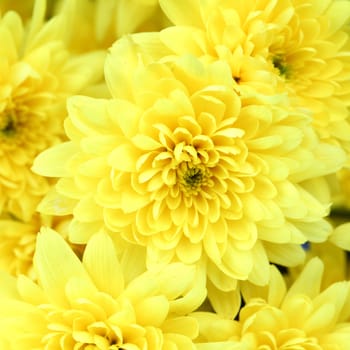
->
[156,0,350,156]
[0,228,205,349]
[0,0,104,221]
[33,40,345,296]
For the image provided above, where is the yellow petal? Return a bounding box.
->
[207,279,241,319]
[162,316,199,338]
[73,195,103,222]
[160,26,207,56]
[83,231,124,298]
[0,270,19,299]
[247,241,270,286]
[134,295,169,327]
[108,143,139,171]
[106,36,147,100]
[37,187,76,216]
[325,1,350,36]
[330,223,350,250]
[32,142,78,177]
[176,238,202,264]
[265,242,305,267]
[285,257,323,302]
[159,0,203,27]
[34,227,96,307]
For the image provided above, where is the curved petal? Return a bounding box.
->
[83,231,124,298]
[34,227,96,307]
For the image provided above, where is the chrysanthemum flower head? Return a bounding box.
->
[156,0,350,158]
[33,35,345,306]
[0,227,205,349]
[0,0,105,220]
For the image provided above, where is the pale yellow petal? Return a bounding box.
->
[83,231,124,298]
[134,295,169,327]
[207,280,241,319]
[330,223,350,250]
[159,0,203,27]
[284,257,323,302]
[32,142,78,177]
[34,227,96,307]
[37,187,76,216]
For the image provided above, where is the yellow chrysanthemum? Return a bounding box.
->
[155,0,350,157]
[0,227,204,349]
[0,0,104,220]
[193,258,350,350]
[33,38,345,300]
[54,0,169,53]
[0,213,81,279]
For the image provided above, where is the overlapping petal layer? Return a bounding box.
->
[157,0,350,158]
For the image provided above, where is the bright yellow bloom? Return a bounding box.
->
[194,258,350,349]
[157,0,350,158]
[0,227,205,349]
[33,37,345,302]
[0,0,104,220]
[0,213,80,279]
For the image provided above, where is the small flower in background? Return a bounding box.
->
[0,227,205,349]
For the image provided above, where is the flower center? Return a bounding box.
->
[0,112,16,137]
[177,162,211,196]
[184,167,204,187]
[272,54,291,78]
